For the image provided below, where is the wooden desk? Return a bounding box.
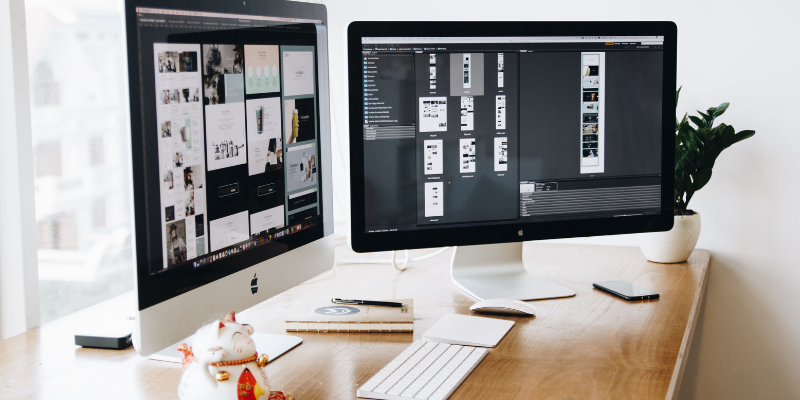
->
[0,243,709,400]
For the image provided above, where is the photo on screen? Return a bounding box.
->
[285,143,318,192]
[583,102,599,112]
[583,91,600,102]
[157,51,179,73]
[582,123,598,133]
[583,113,599,123]
[283,98,316,145]
[165,220,187,267]
[182,166,204,192]
[179,51,198,72]
[160,121,172,138]
[583,149,599,158]
[202,44,244,105]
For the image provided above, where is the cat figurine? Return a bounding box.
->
[178,311,295,400]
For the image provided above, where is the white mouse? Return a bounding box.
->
[469,298,537,316]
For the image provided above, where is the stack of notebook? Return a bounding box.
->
[285,299,414,332]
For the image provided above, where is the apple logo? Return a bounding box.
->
[518,229,524,237]
[250,274,258,294]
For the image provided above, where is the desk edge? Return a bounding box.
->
[665,249,711,400]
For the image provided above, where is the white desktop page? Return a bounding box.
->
[245,97,281,176]
[460,96,474,131]
[282,50,315,96]
[496,95,506,130]
[209,211,250,252]
[424,139,443,175]
[206,102,247,171]
[460,138,476,173]
[498,53,504,88]
[249,205,285,235]
[153,42,208,269]
[419,97,448,132]
[580,52,605,174]
[424,182,444,217]
[494,137,508,172]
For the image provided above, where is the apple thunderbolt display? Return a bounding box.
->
[347,22,677,300]
[125,0,333,356]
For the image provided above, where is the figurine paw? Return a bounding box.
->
[268,391,295,400]
[204,346,225,363]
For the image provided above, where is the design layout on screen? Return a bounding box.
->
[141,14,323,274]
[360,35,664,233]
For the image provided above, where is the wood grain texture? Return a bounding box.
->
[0,243,709,400]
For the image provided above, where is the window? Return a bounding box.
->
[26,0,134,324]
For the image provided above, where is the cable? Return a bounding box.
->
[334,247,452,271]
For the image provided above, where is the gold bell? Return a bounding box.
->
[257,353,269,368]
[215,371,230,381]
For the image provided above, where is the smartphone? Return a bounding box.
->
[593,280,659,301]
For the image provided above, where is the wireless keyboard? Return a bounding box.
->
[357,340,489,400]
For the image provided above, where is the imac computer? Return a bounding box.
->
[347,22,676,301]
[124,0,333,356]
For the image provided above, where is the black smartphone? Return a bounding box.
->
[593,280,659,301]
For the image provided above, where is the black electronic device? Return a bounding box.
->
[347,21,677,252]
[124,0,334,356]
[593,280,660,301]
[74,320,134,350]
[347,21,677,301]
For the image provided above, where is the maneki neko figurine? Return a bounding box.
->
[177,311,295,400]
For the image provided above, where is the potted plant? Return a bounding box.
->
[639,88,755,263]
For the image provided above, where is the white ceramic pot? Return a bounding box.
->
[638,212,701,263]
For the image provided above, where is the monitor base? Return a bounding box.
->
[148,333,302,364]
[450,242,576,301]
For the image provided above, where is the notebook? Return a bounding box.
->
[285,299,414,332]
[422,314,514,347]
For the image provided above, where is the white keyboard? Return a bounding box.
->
[357,340,489,400]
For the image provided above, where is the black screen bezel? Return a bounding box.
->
[125,0,328,310]
[347,21,677,252]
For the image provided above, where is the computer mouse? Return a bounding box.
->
[469,298,537,316]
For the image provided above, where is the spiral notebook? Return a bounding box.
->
[285,299,414,332]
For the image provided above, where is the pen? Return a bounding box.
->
[331,298,406,307]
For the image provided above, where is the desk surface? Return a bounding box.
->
[0,243,709,400]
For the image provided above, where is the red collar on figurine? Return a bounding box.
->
[177,343,259,370]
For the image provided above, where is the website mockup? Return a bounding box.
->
[361,36,664,233]
[136,8,323,274]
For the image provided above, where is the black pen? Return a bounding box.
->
[331,298,406,307]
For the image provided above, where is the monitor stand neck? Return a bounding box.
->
[450,242,577,301]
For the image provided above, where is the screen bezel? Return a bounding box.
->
[347,21,677,252]
[125,0,330,310]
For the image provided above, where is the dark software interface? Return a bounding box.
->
[135,8,324,275]
[361,36,664,233]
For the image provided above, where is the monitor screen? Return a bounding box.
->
[131,7,326,309]
[348,23,675,251]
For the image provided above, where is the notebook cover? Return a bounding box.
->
[285,299,414,332]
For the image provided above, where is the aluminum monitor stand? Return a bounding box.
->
[450,242,576,301]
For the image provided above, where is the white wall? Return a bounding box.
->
[321,0,800,398]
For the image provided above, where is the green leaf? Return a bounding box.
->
[712,103,729,118]
[692,168,713,192]
[733,129,755,143]
[676,87,682,107]
[689,116,705,129]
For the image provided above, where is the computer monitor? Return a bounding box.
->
[125,0,333,356]
[347,22,676,301]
